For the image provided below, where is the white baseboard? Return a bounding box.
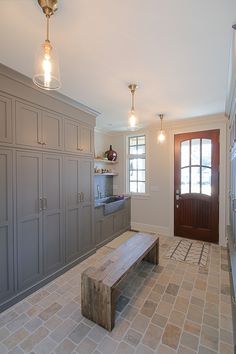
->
[131,222,171,237]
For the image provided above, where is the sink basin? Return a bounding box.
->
[95,195,126,215]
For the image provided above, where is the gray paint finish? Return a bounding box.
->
[0,150,14,302]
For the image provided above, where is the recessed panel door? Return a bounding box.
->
[42,111,63,150]
[79,159,93,252]
[0,95,12,143]
[0,150,14,302]
[64,119,80,153]
[79,125,92,153]
[174,130,219,243]
[64,156,80,262]
[43,154,64,274]
[16,151,43,290]
[15,101,42,148]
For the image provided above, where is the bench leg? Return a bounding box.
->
[81,271,116,331]
[144,239,159,265]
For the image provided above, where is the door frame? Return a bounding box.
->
[168,117,227,246]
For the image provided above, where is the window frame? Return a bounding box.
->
[126,133,149,197]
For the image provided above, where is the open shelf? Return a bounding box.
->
[94,158,118,164]
[94,172,118,176]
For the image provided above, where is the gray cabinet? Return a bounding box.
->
[15,101,42,148]
[0,150,14,302]
[64,119,92,154]
[0,95,12,143]
[16,151,43,290]
[65,157,93,261]
[95,198,131,248]
[42,111,63,150]
[43,154,64,274]
[16,151,64,290]
[15,101,63,150]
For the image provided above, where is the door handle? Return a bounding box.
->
[77,193,81,204]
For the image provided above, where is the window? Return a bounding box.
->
[180,138,212,196]
[127,135,146,193]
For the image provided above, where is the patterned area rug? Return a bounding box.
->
[165,239,209,266]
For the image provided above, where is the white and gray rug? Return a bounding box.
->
[165,239,209,266]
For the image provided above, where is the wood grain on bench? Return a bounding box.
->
[81,232,159,331]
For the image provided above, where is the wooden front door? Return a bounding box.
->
[174,130,219,243]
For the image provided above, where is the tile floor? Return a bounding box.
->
[0,234,234,354]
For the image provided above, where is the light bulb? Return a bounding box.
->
[129,110,137,129]
[157,130,166,143]
[42,42,52,88]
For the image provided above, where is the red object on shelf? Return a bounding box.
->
[105,145,117,161]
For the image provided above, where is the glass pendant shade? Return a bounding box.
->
[129,110,138,130]
[33,39,61,90]
[157,130,166,143]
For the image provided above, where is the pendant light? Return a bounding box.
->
[128,84,138,130]
[33,0,61,90]
[157,114,166,143]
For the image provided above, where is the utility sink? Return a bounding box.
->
[95,195,126,215]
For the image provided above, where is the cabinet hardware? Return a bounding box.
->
[39,198,43,211]
[77,193,81,204]
[232,295,236,305]
[81,192,84,202]
[42,197,47,210]
[42,142,46,146]
[37,140,43,145]
[77,147,83,151]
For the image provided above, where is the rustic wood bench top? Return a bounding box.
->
[81,232,159,331]
[84,232,158,288]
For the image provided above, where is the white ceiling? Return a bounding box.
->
[0,0,236,131]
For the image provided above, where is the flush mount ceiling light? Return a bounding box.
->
[128,84,138,130]
[157,114,166,143]
[33,0,61,90]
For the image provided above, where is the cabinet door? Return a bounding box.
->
[64,156,80,262]
[42,111,63,150]
[79,159,92,203]
[0,95,12,143]
[101,215,114,242]
[0,150,14,302]
[43,154,64,275]
[79,159,94,252]
[15,101,42,148]
[79,125,92,154]
[79,205,93,253]
[64,119,79,152]
[16,151,43,290]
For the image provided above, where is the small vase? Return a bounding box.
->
[105,145,117,161]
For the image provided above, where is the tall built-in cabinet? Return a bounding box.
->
[0,64,97,311]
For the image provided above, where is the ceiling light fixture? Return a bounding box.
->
[128,84,138,130]
[157,114,166,143]
[33,0,61,90]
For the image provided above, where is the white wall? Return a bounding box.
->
[94,114,228,246]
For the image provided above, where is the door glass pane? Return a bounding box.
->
[130,170,137,181]
[138,159,145,169]
[202,167,211,195]
[130,182,137,193]
[191,139,200,165]
[138,170,145,181]
[181,140,190,167]
[138,182,145,193]
[202,139,211,167]
[191,167,200,193]
[181,167,190,194]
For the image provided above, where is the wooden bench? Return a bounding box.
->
[81,232,159,331]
